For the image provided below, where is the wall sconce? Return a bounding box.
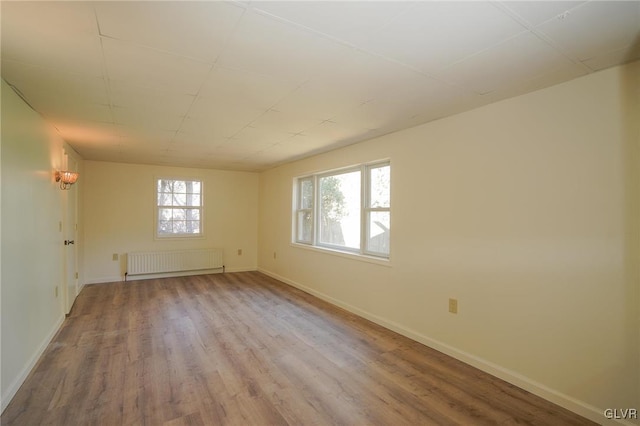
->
[55,170,79,190]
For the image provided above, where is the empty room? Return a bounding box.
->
[1,1,639,425]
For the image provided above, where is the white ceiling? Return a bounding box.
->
[2,1,639,172]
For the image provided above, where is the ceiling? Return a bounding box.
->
[2,1,639,172]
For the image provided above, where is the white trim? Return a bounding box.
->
[257,267,632,426]
[84,276,123,285]
[223,266,257,273]
[126,269,223,282]
[84,267,259,285]
[154,177,203,240]
[291,242,392,267]
[1,314,65,413]
[293,160,391,260]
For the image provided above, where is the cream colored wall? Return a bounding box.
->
[1,80,68,410]
[83,161,259,283]
[258,62,640,424]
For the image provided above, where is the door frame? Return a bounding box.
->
[62,151,79,314]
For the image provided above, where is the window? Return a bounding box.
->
[294,161,390,258]
[156,178,202,238]
[296,177,314,244]
[365,163,390,256]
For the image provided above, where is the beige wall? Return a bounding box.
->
[0,80,71,410]
[258,62,640,423]
[82,161,259,283]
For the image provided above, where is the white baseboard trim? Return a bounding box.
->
[257,268,630,426]
[85,267,258,285]
[1,314,65,413]
[84,276,122,285]
[223,267,257,273]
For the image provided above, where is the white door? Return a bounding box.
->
[63,154,78,314]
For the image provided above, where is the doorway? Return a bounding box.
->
[62,153,78,314]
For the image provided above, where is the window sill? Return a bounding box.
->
[290,242,392,267]
[154,235,205,241]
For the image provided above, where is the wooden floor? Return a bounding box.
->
[2,271,595,426]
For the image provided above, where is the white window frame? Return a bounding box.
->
[155,177,203,239]
[363,162,391,257]
[295,176,314,244]
[293,160,390,259]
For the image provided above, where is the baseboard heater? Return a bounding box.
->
[126,248,224,279]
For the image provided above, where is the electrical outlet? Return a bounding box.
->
[55,286,58,298]
[237,249,242,256]
[112,253,119,261]
[273,251,277,260]
[449,298,458,314]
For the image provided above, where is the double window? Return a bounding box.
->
[156,178,202,238]
[294,161,390,258]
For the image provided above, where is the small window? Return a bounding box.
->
[295,177,314,244]
[294,161,390,258]
[156,178,202,238]
[364,163,390,256]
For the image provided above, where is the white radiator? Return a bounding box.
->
[127,248,224,276]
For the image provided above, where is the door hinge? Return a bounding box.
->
[75,272,78,279]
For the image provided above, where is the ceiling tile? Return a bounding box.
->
[94,2,244,63]
[331,99,419,132]
[2,2,102,77]
[272,82,364,121]
[1,1,103,76]
[108,81,196,115]
[102,38,211,94]
[1,60,108,107]
[232,125,291,148]
[361,1,527,72]
[186,95,264,124]
[171,132,223,149]
[43,102,112,124]
[499,1,587,27]
[439,32,574,95]
[486,61,588,103]
[536,1,640,62]
[263,139,318,159]
[302,120,371,146]
[249,110,322,135]
[214,139,263,156]
[332,76,481,132]
[112,106,184,132]
[582,43,640,71]
[179,117,247,140]
[2,1,636,172]
[54,121,123,147]
[166,140,221,158]
[253,1,414,46]
[118,129,175,147]
[198,65,298,110]
[310,50,444,105]
[217,9,354,83]
[271,132,357,160]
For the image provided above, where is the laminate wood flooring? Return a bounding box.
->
[2,272,596,425]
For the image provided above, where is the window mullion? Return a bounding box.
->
[361,164,367,255]
[315,174,322,248]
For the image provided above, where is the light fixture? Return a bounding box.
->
[55,170,79,190]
